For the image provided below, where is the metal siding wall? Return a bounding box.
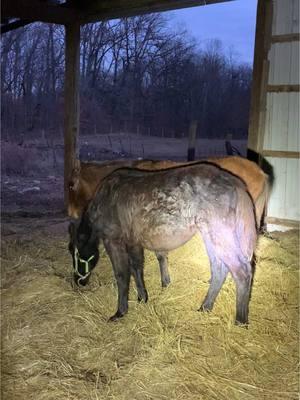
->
[288,92,299,150]
[262,0,300,224]
[266,157,300,221]
[272,0,299,34]
[264,92,299,151]
[269,42,299,84]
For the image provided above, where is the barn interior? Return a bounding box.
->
[1,1,299,399]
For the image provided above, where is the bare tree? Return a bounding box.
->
[1,16,252,141]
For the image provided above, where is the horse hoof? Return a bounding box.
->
[198,304,212,313]
[235,319,249,328]
[108,310,125,322]
[161,279,171,288]
[137,291,148,303]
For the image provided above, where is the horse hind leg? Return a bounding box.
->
[155,251,171,287]
[230,262,252,325]
[199,236,229,312]
[128,245,148,303]
[201,236,252,325]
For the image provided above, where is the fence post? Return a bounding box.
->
[187,120,198,161]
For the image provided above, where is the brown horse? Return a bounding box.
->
[68,159,179,219]
[68,157,269,229]
[69,162,257,324]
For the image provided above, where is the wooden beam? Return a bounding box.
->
[247,0,273,156]
[1,0,234,25]
[262,150,300,159]
[1,19,33,34]
[64,22,80,210]
[266,216,300,228]
[271,33,300,43]
[2,0,78,25]
[267,84,300,93]
[79,0,234,24]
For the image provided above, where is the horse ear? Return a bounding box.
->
[69,159,81,191]
[73,159,81,172]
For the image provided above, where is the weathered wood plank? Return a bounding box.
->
[2,0,233,25]
[266,216,300,227]
[80,0,234,23]
[262,150,300,158]
[248,0,273,154]
[271,33,300,43]
[2,0,78,24]
[267,84,300,92]
[1,19,33,34]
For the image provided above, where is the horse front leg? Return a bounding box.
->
[103,239,131,321]
[155,251,171,287]
[199,260,228,312]
[127,244,148,303]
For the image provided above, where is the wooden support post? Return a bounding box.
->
[64,22,80,209]
[247,0,273,161]
[187,120,198,161]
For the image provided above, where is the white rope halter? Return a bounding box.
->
[74,247,95,285]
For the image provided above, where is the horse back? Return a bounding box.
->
[68,159,135,218]
[209,156,267,203]
[209,156,269,228]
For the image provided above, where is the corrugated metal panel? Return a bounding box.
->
[291,41,300,82]
[287,92,300,150]
[293,0,300,33]
[272,0,299,35]
[268,42,300,84]
[264,92,299,151]
[267,157,300,221]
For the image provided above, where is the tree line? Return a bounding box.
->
[1,13,252,140]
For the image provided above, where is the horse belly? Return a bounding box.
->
[138,225,197,252]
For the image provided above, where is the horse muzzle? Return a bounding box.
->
[74,272,91,287]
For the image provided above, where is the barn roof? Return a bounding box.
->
[1,0,233,32]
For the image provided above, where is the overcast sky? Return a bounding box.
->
[168,0,258,65]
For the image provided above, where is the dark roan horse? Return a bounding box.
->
[68,162,257,325]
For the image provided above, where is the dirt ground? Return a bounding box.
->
[1,134,246,217]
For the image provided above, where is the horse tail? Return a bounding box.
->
[254,173,271,232]
[235,187,257,263]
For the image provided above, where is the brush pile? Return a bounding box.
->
[1,221,299,400]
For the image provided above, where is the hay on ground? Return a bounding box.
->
[1,222,299,400]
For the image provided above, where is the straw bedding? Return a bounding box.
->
[1,222,299,400]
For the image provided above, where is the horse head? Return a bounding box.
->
[68,216,99,286]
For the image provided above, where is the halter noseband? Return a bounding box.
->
[74,247,95,284]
